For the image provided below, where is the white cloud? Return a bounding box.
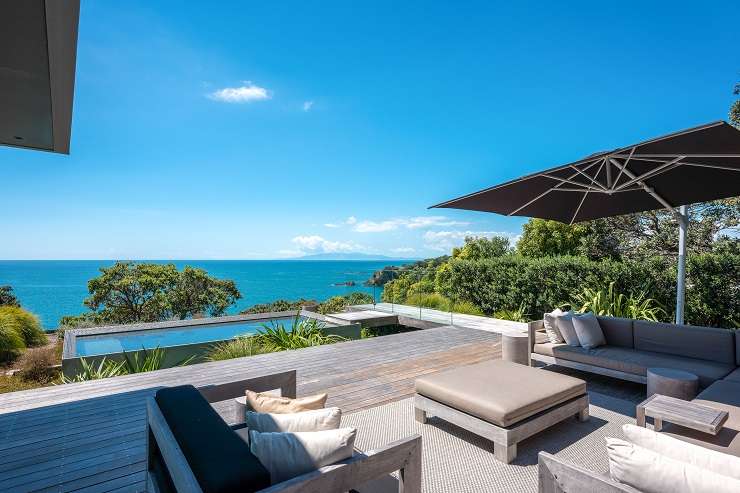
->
[323,223,341,228]
[346,216,357,225]
[302,100,314,111]
[352,216,468,233]
[423,230,520,252]
[291,235,364,254]
[391,247,416,254]
[208,82,270,103]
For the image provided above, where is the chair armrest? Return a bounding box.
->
[197,369,297,403]
[538,452,640,493]
[259,435,422,493]
[528,320,544,352]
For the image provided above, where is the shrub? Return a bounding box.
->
[570,282,666,321]
[406,292,450,310]
[494,302,529,322]
[207,336,268,361]
[361,325,417,339]
[60,358,127,383]
[256,316,344,351]
[0,323,25,363]
[0,306,47,347]
[449,300,484,316]
[18,346,59,383]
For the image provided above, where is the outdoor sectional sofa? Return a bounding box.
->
[528,316,738,389]
[531,316,740,491]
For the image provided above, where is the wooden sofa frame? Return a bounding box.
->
[147,369,422,493]
[415,393,589,464]
[527,321,648,384]
[538,452,640,492]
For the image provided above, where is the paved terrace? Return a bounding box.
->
[0,326,499,493]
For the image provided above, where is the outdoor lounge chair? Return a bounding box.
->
[146,369,422,493]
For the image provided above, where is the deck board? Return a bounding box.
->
[0,326,499,492]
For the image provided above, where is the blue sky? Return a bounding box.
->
[2,1,738,260]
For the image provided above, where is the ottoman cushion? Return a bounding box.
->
[415,359,586,427]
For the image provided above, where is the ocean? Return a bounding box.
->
[0,260,411,329]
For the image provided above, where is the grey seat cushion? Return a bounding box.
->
[415,359,586,428]
[724,367,740,383]
[533,343,734,388]
[663,380,740,457]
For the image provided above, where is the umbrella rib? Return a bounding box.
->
[612,156,685,191]
[608,158,679,217]
[682,162,740,172]
[570,159,604,224]
[611,146,635,190]
[507,159,602,216]
[540,175,605,192]
[569,160,608,191]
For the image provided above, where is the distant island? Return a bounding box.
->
[293,252,416,261]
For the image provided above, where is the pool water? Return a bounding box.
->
[75,317,298,357]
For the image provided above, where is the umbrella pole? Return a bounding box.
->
[675,205,688,325]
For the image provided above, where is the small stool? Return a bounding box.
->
[502,332,530,366]
[647,368,698,400]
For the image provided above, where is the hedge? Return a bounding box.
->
[441,253,738,328]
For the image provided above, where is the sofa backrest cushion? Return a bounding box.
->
[633,321,735,365]
[736,334,740,366]
[596,316,634,348]
[154,385,271,493]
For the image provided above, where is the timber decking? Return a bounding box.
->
[0,326,499,493]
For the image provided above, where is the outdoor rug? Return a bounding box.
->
[342,392,636,493]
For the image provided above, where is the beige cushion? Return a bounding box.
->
[249,428,356,484]
[606,437,740,493]
[663,380,740,457]
[415,359,586,427]
[622,424,740,480]
[246,390,328,414]
[555,312,580,347]
[246,407,342,433]
[571,312,605,349]
[532,343,733,388]
[543,308,565,344]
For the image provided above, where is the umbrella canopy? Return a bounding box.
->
[432,121,740,325]
[432,121,740,225]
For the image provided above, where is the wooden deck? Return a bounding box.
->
[0,326,499,493]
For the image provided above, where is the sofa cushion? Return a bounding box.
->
[415,359,586,427]
[736,333,740,366]
[596,316,634,348]
[555,312,580,347]
[572,312,606,350]
[155,385,271,493]
[663,380,740,458]
[533,343,733,388]
[723,367,740,383]
[633,321,735,365]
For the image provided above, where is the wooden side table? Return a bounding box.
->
[646,367,698,400]
[502,332,530,366]
[636,394,728,435]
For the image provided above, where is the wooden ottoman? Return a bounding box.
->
[414,359,589,463]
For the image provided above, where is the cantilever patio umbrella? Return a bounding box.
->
[432,120,740,324]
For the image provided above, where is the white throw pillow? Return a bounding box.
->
[571,312,606,349]
[622,424,740,480]
[555,311,580,347]
[249,428,357,484]
[246,407,342,433]
[606,437,740,493]
[543,308,565,344]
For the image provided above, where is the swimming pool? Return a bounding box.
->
[75,316,298,357]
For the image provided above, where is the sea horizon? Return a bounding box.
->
[0,259,414,329]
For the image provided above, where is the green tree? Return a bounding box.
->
[452,236,511,260]
[517,219,587,257]
[77,262,241,324]
[169,266,241,318]
[0,286,19,307]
